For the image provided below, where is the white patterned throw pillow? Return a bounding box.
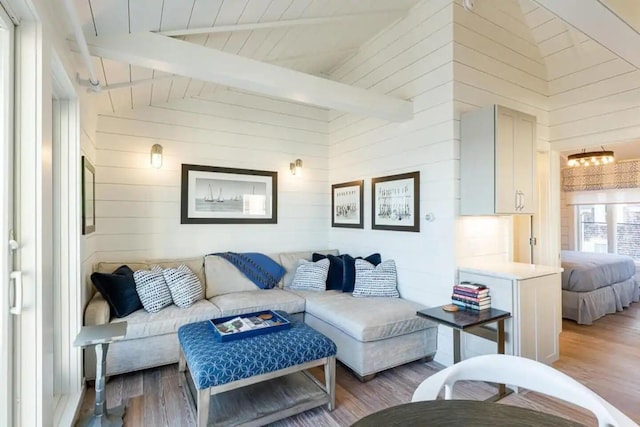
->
[133,265,173,313]
[163,264,204,309]
[353,259,400,298]
[290,258,330,292]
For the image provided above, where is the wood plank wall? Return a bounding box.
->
[452,0,549,267]
[92,90,330,262]
[328,0,457,312]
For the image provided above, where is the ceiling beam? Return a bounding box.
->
[534,0,640,70]
[85,32,413,122]
[158,10,407,37]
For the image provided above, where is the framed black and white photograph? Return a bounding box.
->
[331,180,364,229]
[81,156,96,235]
[372,171,419,232]
[181,164,277,224]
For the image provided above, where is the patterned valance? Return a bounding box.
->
[562,160,640,192]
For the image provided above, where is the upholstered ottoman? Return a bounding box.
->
[178,313,337,427]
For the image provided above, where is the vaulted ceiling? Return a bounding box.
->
[70,0,422,113]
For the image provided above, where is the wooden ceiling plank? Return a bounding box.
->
[160,0,195,32]
[280,0,313,20]
[534,0,640,70]
[159,9,406,37]
[87,0,129,36]
[130,66,154,108]
[87,32,413,121]
[128,0,164,33]
[215,0,251,26]
[188,0,224,29]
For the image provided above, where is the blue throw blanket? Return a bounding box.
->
[210,252,286,290]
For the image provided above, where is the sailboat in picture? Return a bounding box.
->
[204,185,225,203]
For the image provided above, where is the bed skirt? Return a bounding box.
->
[562,277,640,325]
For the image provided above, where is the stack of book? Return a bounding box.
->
[452,282,491,310]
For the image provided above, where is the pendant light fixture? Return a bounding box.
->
[567,147,614,167]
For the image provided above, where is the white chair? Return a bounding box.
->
[412,354,638,427]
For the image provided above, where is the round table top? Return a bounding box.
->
[351,400,585,427]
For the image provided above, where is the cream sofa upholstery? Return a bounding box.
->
[84,250,438,380]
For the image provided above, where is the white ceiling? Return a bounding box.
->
[599,0,640,34]
[71,0,422,113]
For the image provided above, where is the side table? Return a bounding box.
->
[74,322,128,427]
[417,306,512,401]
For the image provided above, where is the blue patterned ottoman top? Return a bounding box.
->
[178,312,337,389]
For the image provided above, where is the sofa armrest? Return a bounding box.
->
[84,292,110,326]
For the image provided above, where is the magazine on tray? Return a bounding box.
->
[214,314,284,335]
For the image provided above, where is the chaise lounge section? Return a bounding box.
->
[84,250,438,381]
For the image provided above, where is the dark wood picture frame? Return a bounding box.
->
[81,156,96,235]
[371,171,420,232]
[331,180,364,229]
[180,164,277,224]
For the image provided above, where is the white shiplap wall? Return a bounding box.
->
[80,109,99,308]
[93,90,329,261]
[453,0,549,265]
[328,0,456,311]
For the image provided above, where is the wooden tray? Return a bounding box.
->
[209,310,291,342]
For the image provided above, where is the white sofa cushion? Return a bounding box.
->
[111,299,221,340]
[204,255,264,298]
[304,292,435,342]
[208,289,305,316]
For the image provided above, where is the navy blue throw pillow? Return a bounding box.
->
[312,253,345,291]
[91,265,143,318]
[342,253,382,293]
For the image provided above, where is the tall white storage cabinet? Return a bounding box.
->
[458,263,563,365]
[460,105,536,215]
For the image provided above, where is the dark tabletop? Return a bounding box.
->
[417,306,511,329]
[351,400,585,427]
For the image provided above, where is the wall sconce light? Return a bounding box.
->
[290,158,302,176]
[150,144,163,168]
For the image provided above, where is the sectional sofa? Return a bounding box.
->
[84,250,438,381]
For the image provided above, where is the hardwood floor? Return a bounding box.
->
[77,304,640,426]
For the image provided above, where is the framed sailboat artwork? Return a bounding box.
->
[181,164,277,224]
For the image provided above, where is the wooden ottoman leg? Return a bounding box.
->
[325,356,336,411]
[197,389,210,427]
[178,348,186,373]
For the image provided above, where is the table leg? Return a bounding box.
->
[77,343,125,427]
[453,329,461,363]
[325,356,336,411]
[197,389,210,427]
[486,319,512,402]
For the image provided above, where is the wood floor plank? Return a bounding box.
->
[76,303,640,426]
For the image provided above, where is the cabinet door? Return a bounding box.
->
[495,107,516,214]
[517,275,560,364]
[514,112,536,214]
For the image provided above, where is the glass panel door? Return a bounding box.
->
[0,5,15,427]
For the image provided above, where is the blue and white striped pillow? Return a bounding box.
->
[163,264,204,309]
[290,258,330,292]
[352,259,399,298]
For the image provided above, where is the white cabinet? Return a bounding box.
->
[458,263,562,365]
[460,105,536,215]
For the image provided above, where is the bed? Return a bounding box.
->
[561,251,640,325]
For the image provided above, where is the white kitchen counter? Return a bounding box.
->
[458,261,563,280]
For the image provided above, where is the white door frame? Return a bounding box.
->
[51,53,83,425]
[0,4,15,427]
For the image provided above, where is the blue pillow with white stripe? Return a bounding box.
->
[352,259,399,298]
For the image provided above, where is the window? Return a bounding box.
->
[577,204,607,253]
[576,203,640,261]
